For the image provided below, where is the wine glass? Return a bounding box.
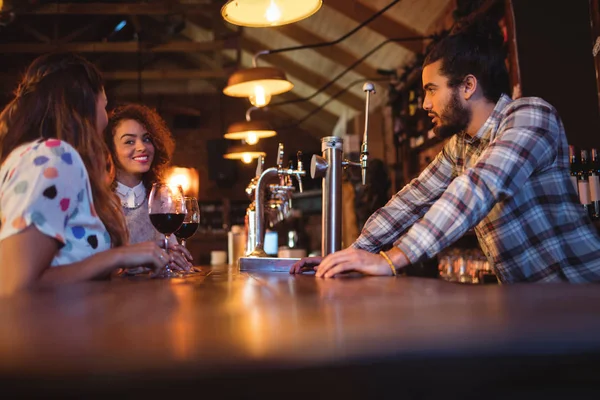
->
[174,197,200,248]
[148,183,186,277]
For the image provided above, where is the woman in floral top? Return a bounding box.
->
[0,52,179,295]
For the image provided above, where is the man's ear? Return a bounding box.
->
[462,74,477,100]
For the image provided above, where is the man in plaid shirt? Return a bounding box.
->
[291,26,600,282]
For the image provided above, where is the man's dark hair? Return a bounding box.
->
[423,23,510,102]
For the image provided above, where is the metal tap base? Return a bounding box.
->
[239,257,301,272]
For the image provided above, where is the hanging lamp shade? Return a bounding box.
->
[223,67,293,107]
[224,145,266,164]
[221,0,323,28]
[224,120,277,145]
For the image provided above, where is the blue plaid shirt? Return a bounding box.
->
[353,94,600,283]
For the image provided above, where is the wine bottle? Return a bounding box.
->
[590,148,600,220]
[578,149,594,219]
[569,145,579,195]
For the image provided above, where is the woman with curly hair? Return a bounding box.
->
[104,103,192,271]
[0,52,179,295]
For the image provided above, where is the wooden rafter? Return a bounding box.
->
[103,69,226,80]
[184,14,363,112]
[265,105,333,139]
[273,23,380,79]
[324,0,424,54]
[274,92,339,128]
[18,2,216,16]
[0,40,229,54]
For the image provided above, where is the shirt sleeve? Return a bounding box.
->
[395,101,561,263]
[0,140,86,245]
[351,135,457,253]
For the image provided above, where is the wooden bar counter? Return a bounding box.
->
[1,265,600,398]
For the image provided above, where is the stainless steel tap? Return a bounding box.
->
[311,82,376,256]
[245,143,305,257]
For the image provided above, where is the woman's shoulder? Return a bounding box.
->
[5,139,84,168]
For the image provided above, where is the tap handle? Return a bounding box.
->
[276,143,284,169]
[361,82,376,186]
[296,151,303,172]
[255,154,264,176]
[295,151,304,193]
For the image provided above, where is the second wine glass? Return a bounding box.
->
[148,183,186,277]
[175,196,200,248]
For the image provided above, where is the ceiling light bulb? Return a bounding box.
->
[265,0,282,23]
[245,132,259,145]
[248,86,271,107]
[242,153,253,164]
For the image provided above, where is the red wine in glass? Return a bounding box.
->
[174,197,200,248]
[174,222,199,240]
[150,213,186,234]
[148,183,186,277]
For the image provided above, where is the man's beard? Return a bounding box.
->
[432,90,471,139]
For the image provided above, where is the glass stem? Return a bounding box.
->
[164,235,171,272]
[181,239,187,248]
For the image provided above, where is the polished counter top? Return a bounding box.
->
[1,265,600,397]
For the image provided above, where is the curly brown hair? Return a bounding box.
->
[104,103,175,196]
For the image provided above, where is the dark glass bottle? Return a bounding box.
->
[578,149,594,219]
[589,148,600,220]
[569,145,579,196]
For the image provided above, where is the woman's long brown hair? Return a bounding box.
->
[104,103,175,196]
[0,52,128,247]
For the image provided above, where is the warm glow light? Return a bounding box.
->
[169,173,190,194]
[242,153,253,164]
[166,167,199,198]
[223,67,293,101]
[245,132,259,145]
[221,0,322,28]
[248,85,271,107]
[265,0,282,23]
[224,150,266,164]
[224,120,277,145]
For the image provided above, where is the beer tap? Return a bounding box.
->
[245,143,306,257]
[311,82,376,256]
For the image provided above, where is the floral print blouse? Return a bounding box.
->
[0,139,110,267]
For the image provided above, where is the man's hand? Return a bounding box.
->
[289,256,323,274]
[314,247,393,278]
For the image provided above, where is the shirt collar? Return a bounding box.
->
[465,93,512,145]
[115,180,146,204]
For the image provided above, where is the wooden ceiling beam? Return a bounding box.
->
[103,69,226,80]
[273,92,339,128]
[241,36,364,111]
[18,2,216,16]
[265,106,333,140]
[324,0,424,54]
[0,40,229,54]
[273,24,380,79]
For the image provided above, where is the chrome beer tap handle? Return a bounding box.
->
[295,151,304,193]
[361,82,376,185]
[276,143,285,170]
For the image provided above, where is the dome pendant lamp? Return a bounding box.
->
[224,108,277,145]
[223,66,293,108]
[221,0,323,28]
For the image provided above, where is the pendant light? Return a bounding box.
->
[223,66,293,108]
[223,145,267,165]
[221,0,323,28]
[224,107,277,145]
